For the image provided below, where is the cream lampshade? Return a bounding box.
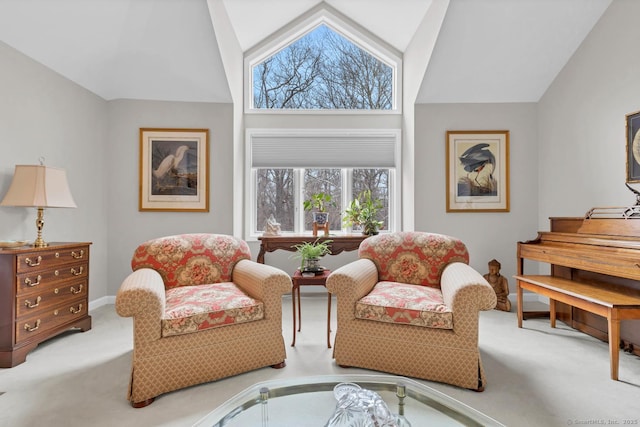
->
[1,164,77,248]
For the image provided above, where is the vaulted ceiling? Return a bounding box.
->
[0,0,611,104]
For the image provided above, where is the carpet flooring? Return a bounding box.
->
[1,295,640,427]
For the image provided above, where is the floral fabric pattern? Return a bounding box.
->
[358,232,469,288]
[131,234,251,289]
[116,233,292,405]
[355,281,453,329]
[162,282,264,337]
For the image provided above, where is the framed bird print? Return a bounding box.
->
[626,110,640,183]
[139,128,209,212]
[446,130,510,212]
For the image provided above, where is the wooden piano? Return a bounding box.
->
[515,208,640,380]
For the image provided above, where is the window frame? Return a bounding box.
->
[245,128,401,240]
[243,7,403,115]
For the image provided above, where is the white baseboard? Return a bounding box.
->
[89,295,116,311]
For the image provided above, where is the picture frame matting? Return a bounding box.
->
[446,130,510,213]
[139,128,209,212]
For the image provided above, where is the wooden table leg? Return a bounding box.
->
[297,284,302,332]
[517,281,523,328]
[327,292,332,348]
[550,299,556,328]
[290,269,332,348]
[608,309,620,380]
[291,284,298,347]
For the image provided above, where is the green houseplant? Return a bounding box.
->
[303,192,333,212]
[342,197,362,230]
[291,239,332,272]
[343,190,383,236]
[303,192,335,225]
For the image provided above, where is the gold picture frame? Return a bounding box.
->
[139,128,209,212]
[626,110,640,183]
[446,130,510,212]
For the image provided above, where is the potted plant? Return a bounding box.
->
[344,190,383,236]
[303,192,335,225]
[291,239,332,272]
[342,197,362,231]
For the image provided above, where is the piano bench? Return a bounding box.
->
[514,274,640,381]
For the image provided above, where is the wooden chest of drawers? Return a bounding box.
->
[0,242,92,367]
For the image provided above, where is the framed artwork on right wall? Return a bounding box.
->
[446,130,510,212]
[626,110,640,182]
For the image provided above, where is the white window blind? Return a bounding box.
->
[249,130,399,168]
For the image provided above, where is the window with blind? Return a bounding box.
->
[246,129,400,236]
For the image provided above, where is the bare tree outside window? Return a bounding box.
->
[253,37,322,109]
[253,25,393,110]
[251,25,394,234]
[353,169,389,229]
[256,169,294,232]
[254,167,390,234]
[317,30,392,109]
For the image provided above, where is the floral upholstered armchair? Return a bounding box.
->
[326,232,496,391]
[115,234,291,407]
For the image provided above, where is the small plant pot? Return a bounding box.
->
[302,257,323,273]
[313,212,329,225]
[362,223,380,236]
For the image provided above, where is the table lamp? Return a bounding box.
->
[0,163,77,247]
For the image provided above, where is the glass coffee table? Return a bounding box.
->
[193,374,504,426]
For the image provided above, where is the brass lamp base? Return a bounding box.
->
[33,207,48,248]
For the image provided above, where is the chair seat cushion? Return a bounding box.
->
[355,281,453,329]
[162,282,264,337]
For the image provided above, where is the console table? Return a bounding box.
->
[257,235,368,264]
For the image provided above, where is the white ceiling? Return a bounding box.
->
[0,0,612,104]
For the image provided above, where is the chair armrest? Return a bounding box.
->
[440,262,497,312]
[115,268,166,318]
[115,268,166,343]
[326,259,378,302]
[232,259,292,304]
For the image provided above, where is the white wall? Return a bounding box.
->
[414,103,539,289]
[3,0,639,304]
[414,0,640,288]
[536,0,640,337]
[0,40,238,300]
[0,41,109,304]
[538,0,640,222]
[106,100,234,295]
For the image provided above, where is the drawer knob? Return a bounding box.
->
[70,267,83,276]
[70,284,83,295]
[24,275,42,287]
[25,256,42,267]
[71,250,84,259]
[24,320,41,332]
[70,304,83,315]
[24,296,42,309]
